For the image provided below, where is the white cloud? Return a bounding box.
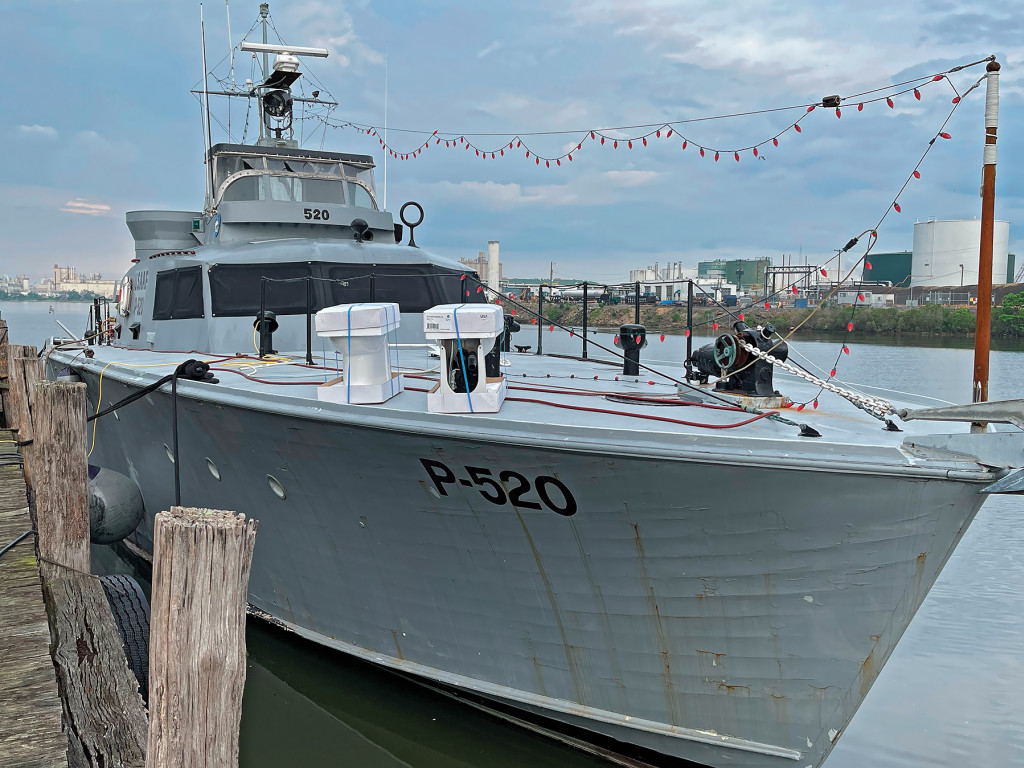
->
[62,199,112,216]
[18,125,57,139]
[416,180,579,208]
[478,40,503,58]
[290,1,383,71]
[603,170,658,187]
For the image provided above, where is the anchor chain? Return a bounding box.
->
[739,340,895,419]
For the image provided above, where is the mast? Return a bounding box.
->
[259,3,269,141]
[201,4,214,212]
[973,59,1000,405]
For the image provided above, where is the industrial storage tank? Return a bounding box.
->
[911,219,1010,287]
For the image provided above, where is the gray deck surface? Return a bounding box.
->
[64,343,969,459]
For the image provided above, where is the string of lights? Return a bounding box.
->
[311,56,991,167]
[455,65,988,413]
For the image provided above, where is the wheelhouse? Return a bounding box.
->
[210,143,378,210]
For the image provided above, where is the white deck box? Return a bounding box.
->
[423,303,506,413]
[423,304,503,339]
[315,302,403,404]
[426,377,508,414]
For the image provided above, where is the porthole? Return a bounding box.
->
[164,443,174,463]
[267,474,287,499]
[206,458,221,481]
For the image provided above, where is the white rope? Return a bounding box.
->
[739,341,895,418]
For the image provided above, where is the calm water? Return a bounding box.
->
[10,302,1022,768]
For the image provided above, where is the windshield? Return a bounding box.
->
[222,174,363,206]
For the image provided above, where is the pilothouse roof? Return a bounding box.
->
[208,142,374,168]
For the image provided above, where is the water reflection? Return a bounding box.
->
[242,622,608,768]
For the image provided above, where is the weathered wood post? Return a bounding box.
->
[7,350,43,485]
[33,380,148,767]
[146,507,258,768]
[33,380,90,573]
[0,318,9,425]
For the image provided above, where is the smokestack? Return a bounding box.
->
[487,241,500,293]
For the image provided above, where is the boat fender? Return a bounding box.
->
[56,366,83,383]
[88,465,145,544]
[99,574,150,702]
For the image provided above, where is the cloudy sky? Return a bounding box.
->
[2,0,1021,282]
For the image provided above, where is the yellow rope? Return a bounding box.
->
[87,361,116,458]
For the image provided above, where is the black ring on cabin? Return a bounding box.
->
[400,201,425,228]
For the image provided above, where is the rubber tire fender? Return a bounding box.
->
[99,574,150,703]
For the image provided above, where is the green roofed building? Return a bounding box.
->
[861,251,912,287]
[697,259,772,292]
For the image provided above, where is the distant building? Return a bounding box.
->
[51,262,116,298]
[697,259,772,293]
[460,246,503,287]
[861,251,912,287]
[910,220,1012,287]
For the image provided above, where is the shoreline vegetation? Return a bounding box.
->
[501,291,1024,339]
[0,291,104,303]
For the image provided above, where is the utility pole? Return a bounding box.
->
[549,261,555,285]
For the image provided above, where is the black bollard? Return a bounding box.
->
[616,323,647,376]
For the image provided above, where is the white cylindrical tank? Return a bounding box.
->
[911,219,1010,287]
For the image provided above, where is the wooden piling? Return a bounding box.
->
[33,380,148,768]
[7,352,43,485]
[33,381,90,574]
[0,319,9,425]
[146,507,258,768]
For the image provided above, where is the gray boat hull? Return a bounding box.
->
[79,370,986,768]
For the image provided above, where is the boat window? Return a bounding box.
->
[434,269,487,305]
[324,265,481,312]
[152,266,205,321]
[325,265,434,311]
[221,174,346,205]
[347,182,376,209]
[209,262,318,317]
[215,156,264,189]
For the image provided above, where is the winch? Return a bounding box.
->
[690,321,788,396]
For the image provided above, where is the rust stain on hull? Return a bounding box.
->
[631,521,681,726]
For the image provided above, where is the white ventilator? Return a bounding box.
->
[423,304,507,413]
[315,302,403,404]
